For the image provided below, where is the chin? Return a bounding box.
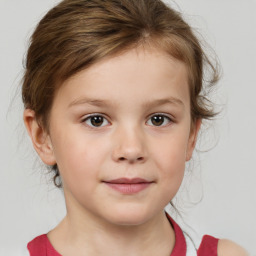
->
[104,205,154,226]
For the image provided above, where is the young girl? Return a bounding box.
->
[22,0,248,255]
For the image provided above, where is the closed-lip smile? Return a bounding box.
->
[103,177,154,194]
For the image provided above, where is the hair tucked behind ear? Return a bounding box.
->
[22,0,219,187]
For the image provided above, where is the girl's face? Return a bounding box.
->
[33,48,200,226]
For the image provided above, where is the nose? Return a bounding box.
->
[112,125,147,164]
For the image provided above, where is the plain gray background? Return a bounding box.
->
[0,0,255,255]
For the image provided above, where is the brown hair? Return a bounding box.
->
[22,0,219,187]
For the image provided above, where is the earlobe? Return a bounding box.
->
[23,109,56,166]
[186,119,202,161]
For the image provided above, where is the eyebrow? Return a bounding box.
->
[142,98,184,109]
[68,98,113,108]
[68,97,184,109]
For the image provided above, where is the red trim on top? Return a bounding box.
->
[27,234,47,256]
[27,215,186,256]
[166,214,219,256]
[27,214,218,256]
[197,235,219,256]
[166,214,187,256]
[27,234,62,256]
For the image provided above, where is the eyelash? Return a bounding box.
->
[146,113,172,127]
[82,114,110,128]
[82,113,173,128]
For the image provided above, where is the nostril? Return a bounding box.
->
[117,156,144,162]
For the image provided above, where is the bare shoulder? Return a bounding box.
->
[218,239,249,256]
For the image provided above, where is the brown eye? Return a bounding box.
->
[147,114,171,127]
[84,115,109,127]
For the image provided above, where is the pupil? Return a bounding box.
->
[91,116,103,126]
[152,115,164,126]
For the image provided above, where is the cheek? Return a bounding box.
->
[152,134,189,193]
[160,150,186,191]
[51,129,109,189]
[154,135,188,170]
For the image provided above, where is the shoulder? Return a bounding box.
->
[217,239,249,256]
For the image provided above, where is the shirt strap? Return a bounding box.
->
[197,235,219,256]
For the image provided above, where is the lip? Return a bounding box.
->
[103,178,154,194]
[105,178,151,184]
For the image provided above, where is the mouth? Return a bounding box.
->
[103,178,154,194]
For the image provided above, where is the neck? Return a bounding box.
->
[48,209,175,256]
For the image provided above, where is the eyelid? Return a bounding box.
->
[81,113,111,127]
[147,112,174,120]
[146,113,174,126]
[80,112,174,127]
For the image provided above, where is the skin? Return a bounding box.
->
[218,239,249,256]
[24,47,248,256]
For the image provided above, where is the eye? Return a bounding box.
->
[83,115,109,127]
[146,114,172,127]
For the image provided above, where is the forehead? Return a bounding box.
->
[55,47,190,109]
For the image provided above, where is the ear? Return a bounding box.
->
[23,109,56,166]
[186,118,202,161]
